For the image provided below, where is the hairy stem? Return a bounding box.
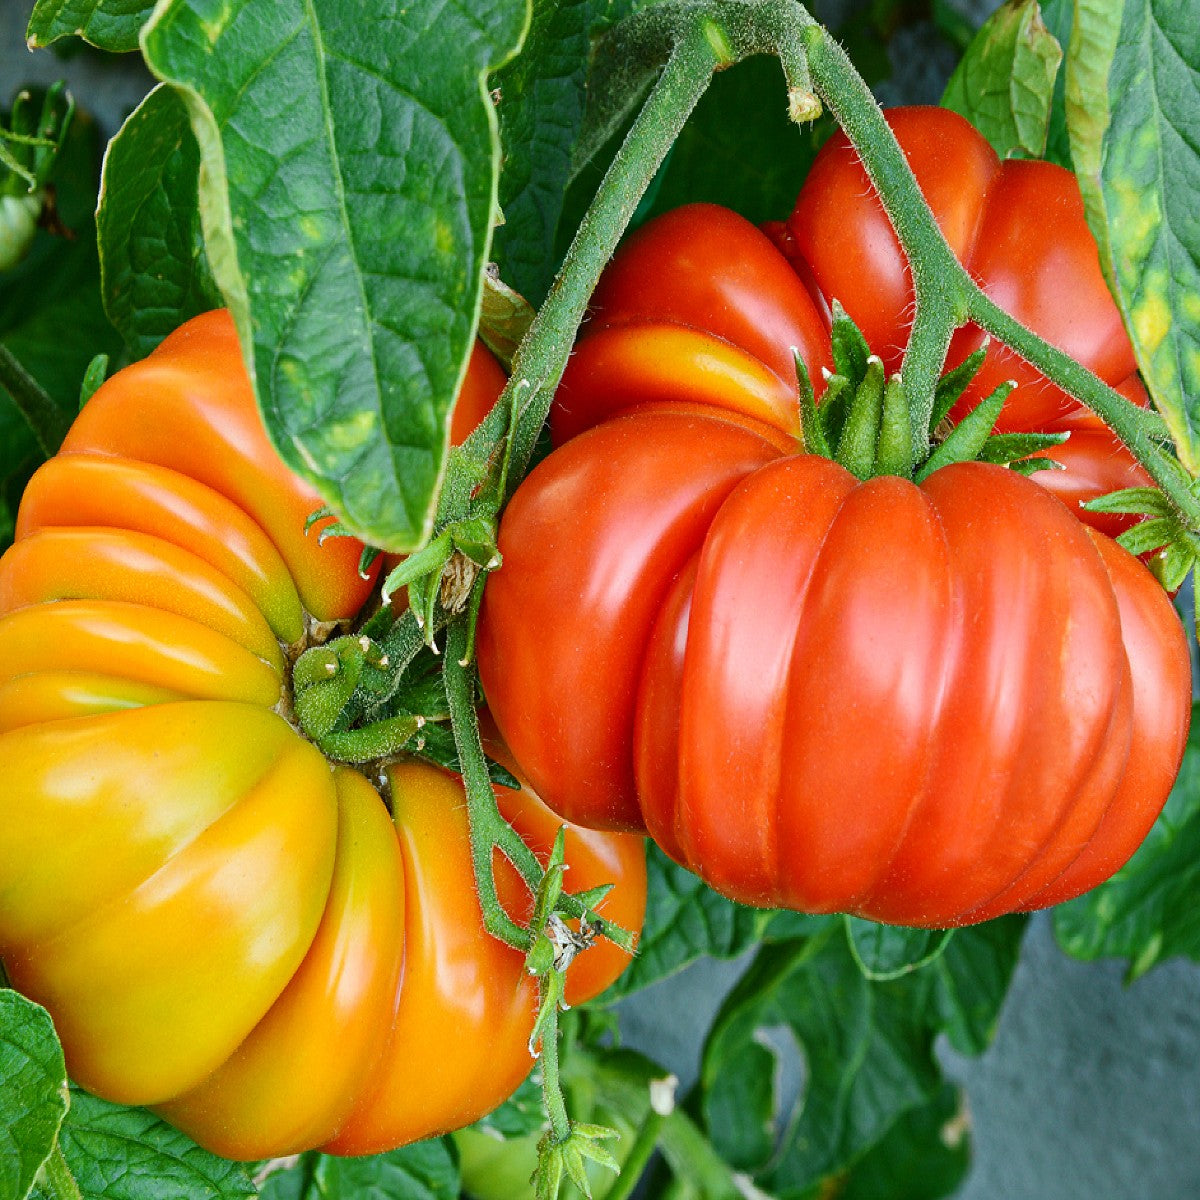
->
[444,618,540,949]
[539,989,571,1145]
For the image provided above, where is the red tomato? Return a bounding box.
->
[477,409,1190,926]
[0,311,645,1159]
[785,106,1151,523]
[553,203,831,447]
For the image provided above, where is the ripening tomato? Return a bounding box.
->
[477,408,1190,927]
[0,310,645,1159]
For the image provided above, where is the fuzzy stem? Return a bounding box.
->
[444,619,540,948]
[969,294,1200,527]
[538,989,571,1145]
[438,18,726,527]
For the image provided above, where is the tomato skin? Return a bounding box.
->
[477,411,784,831]
[479,411,1190,925]
[553,203,830,445]
[0,312,644,1158]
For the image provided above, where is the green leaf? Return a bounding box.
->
[250,1141,461,1200]
[310,1140,460,1200]
[1038,0,1074,168]
[94,84,217,347]
[941,0,1063,160]
[1054,703,1200,980]
[140,0,530,552]
[700,918,1024,1192]
[1065,0,1200,472]
[97,85,220,359]
[927,915,1027,1056]
[30,1087,255,1200]
[473,1069,545,1140]
[596,845,772,1000]
[26,0,156,53]
[491,0,591,307]
[0,991,69,1200]
[845,918,954,981]
[834,1084,970,1200]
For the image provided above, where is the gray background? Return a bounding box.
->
[4,1,1200,1196]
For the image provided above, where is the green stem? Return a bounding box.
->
[0,344,71,457]
[444,618,540,950]
[439,16,727,526]
[598,1110,667,1200]
[968,294,1200,527]
[538,990,571,1145]
[39,1145,83,1200]
[798,21,968,452]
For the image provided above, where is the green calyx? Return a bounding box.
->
[797,302,1068,483]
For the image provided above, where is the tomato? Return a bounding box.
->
[553,203,830,448]
[784,105,1152,521]
[477,408,1191,926]
[0,310,645,1159]
[554,112,1152,535]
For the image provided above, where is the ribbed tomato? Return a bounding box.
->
[0,310,645,1159]
[477,408,1190,927]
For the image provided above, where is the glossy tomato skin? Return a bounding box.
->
[784,106,1149,528]
[0,311,644,1159]
[478,410,785,831]
[553,204,831,446]
[478,410,1190,926]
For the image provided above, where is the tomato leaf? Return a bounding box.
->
[941,0,1063,160]
[699,917,1024,1192]
[834,1083,970,1200]
[471,1070,544,1140]
[0,991,69,1200]
[596,845,777,1000]
[1053,703,1200,981]
[491,0,591,307]
[139,0,529,552]
[259,1141,460,1200]
[97,84,220,360]
[845,918,954,981]
[1037,0,1074,168]
[25,0,156,54]
[1065,0,1200,472]
[27,1087,255,1200]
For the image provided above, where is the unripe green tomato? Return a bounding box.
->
[0,192,41,272]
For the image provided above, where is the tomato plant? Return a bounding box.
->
[0,310,646,1161]
[4,2,1200,1200]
